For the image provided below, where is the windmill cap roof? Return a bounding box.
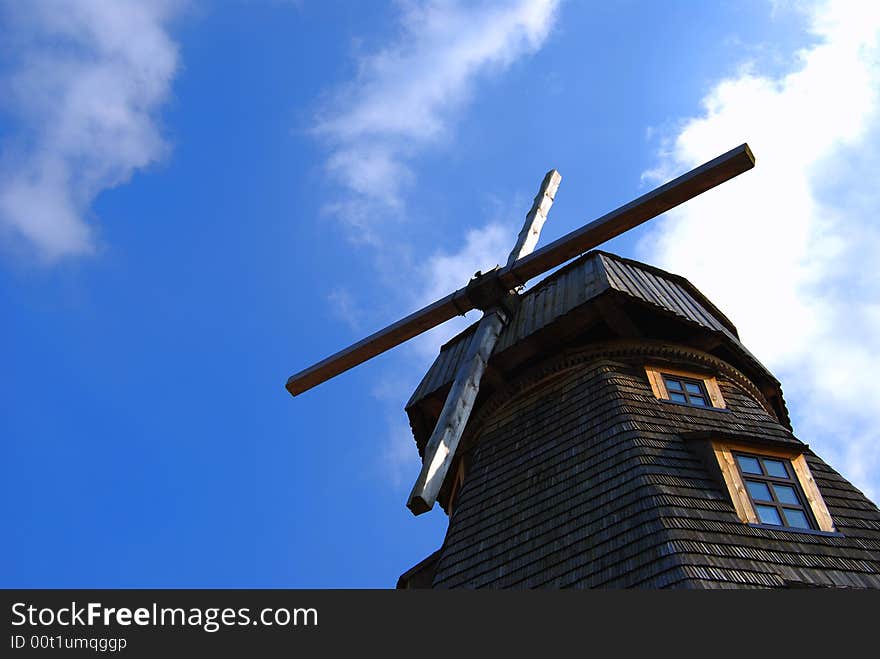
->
[406,250,788,429]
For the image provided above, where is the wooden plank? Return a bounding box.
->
[714,444,759,523]
[717,440,800,461]
[506,170,562,268]
[643,365,665,399]
[286,288,473,396]
[406,168,565,514]
[498,143,755,288]
[407,310,506,514]
[703,377,727,409]
[791,454,836,533]
[286,144,753,398]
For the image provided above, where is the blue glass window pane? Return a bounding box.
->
[764,459,788,478]
[756,505,783,525]
[736,455,761,474]
[746,480,772,501]
[684,382,703,394]
[783,508,811,529]
[689,396,707,406]
[772,484,800,505]
[669,392,687,403]
[664,378,683,391]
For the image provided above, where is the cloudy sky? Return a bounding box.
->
[2,0,878,587]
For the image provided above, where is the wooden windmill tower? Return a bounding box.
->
[287,145,880,589]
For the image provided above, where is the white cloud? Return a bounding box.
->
[639,0,880,499]
[0,0,181,260]
[314,0,559,240]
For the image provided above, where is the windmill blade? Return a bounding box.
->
[407,168,564,515]
[497,143,754,288]
[285,143,754,397]
[286,287,474,396]
[506,169,562,267]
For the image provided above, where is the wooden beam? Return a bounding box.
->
[407,309,506,514]
[713,444,759,524]
[407,169,565,514]
[286,144,754,397]
[498,143,754,288]
[286,288,473,396]
[791,454,836,533]
[506,170,562,268]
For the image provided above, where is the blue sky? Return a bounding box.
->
[2,1,878,587]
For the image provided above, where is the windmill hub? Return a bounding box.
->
[464,266,513,312]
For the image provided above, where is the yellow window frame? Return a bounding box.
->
[711,440,835,533]
[644,364,726,409]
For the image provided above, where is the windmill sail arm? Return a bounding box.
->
[286,143,754,398]
[285,287,473,396]
[407,308,507,514]
[407,170,564,514]
[506,169,562,267]
[498,143,755,288]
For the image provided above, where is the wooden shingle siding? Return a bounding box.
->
[598,253,732,336]
[429,355,880,589]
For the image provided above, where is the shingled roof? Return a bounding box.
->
[406,251,791,452]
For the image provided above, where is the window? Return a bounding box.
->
[662,374,710,407]
[733,453,814,530]
[705,439,836,534]
[644,365,726,409]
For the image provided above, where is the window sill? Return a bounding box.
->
[747,523,843,538]
[658,398,731,413]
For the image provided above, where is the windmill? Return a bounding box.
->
[286,144,756,514]
[288,145,880,589]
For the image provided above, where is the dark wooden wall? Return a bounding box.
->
[429,354,880,588]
